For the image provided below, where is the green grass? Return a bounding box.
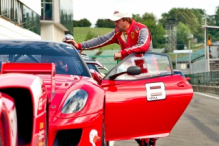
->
[73,27,120,51]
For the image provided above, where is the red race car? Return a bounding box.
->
[0,40,193,146]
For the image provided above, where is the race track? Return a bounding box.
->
[112,92,219,146]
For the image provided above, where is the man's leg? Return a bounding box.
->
[135,138,157,146]
[135,139,148,146]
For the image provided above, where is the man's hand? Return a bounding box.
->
[114,52,122,60]
[66,40,78,49]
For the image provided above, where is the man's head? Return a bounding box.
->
[109,11,132,32]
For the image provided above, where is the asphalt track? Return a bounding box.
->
[111,92,219,146]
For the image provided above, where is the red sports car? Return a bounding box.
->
[0,40,193,146]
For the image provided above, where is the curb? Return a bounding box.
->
[192,85,219,94]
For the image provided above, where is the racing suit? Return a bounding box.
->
[77,19,153,60]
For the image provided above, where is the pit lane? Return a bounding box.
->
[111,92,219,146]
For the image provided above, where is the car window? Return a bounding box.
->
[0,41,90,77]
[107,53,172,80]
[86,64,100,73]
[174,71,185,78]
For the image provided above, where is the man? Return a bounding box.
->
[67,10,153,146]
[67,10,153,61]
[207,36,213,58]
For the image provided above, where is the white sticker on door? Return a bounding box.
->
[145,82,166,101]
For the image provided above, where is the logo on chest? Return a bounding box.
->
[131,32,134,39]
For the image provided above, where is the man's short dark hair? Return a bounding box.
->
[122,18,132,23]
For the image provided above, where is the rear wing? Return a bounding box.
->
[1,63,55,102]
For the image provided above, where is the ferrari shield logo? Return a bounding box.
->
[131,32,134,39]
[89,129,100,146]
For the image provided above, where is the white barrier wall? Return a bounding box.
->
[192,60,208,73]
[0,18,41,40]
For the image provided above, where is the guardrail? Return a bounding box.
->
[185,71,219,86]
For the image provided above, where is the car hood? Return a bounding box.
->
[37,74,102,118]
[38,74,82,91]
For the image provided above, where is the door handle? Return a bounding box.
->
[177,81,186,87]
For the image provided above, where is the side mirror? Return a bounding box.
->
[127,66,141,75]
[89,69,102,85]
[109,66,141,80]
[186,77,190,81]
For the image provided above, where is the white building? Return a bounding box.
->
[0,0,41,40]
[40,0,73,42]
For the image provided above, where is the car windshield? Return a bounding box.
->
[0,41,90,77]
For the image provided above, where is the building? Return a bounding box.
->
[0,0,41,39]
[40,0,73,42]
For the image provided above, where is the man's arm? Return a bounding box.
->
[121,27,152,58]
[78,31,118,50]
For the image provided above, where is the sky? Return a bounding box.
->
[73,0,219,27]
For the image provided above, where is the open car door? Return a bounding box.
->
[101,52,193,141]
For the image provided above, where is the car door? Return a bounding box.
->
[101,52,193,141]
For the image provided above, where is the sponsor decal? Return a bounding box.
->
[39,129,45,140]
[116,31,120,35]
[131,32,134,39]
[39,142,44,146]
[133,25,140,32]
[89,129,100,146]
[38,98,43,110]
[40,122,44,130]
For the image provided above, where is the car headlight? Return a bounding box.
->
[61,89,88,114]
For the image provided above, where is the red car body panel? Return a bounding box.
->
[0,40,194,146]
[0,93,17,146]
[102,75,193,141]
[0,71,47,146]
[47,75,105,146]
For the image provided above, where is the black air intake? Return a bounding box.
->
[53,129,82,146]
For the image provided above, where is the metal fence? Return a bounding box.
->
[185,71,219,86]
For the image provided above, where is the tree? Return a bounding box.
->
[95,19,114,28]
[142,13,157,22]
[177,22,190,50]
[132,12,166,48]
[215,6,219,26]
[132,12,157,23]
[84,31,98,41]
[141,19,165,48]
[132,14,142,22]
[80,18,91,27]
[159,8,198,34]
[73,18,91,27]
[190,8,206,42]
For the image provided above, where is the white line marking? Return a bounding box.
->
[194,92,219,100]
